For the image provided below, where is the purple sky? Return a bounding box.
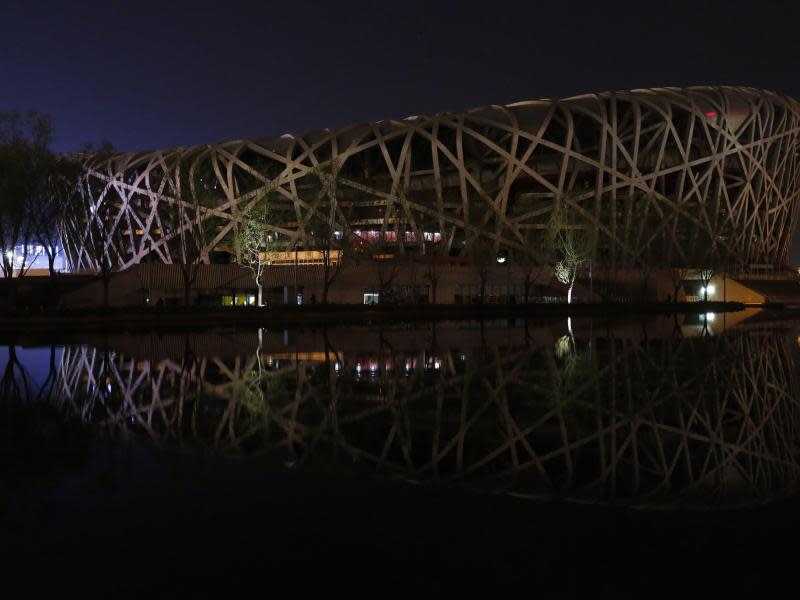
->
[4,0,800,259]
[4,0,799,153]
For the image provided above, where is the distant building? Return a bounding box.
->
[61,86,800,305]
[1,243,68,276]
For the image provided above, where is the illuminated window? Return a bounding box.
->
[363,293,379,305]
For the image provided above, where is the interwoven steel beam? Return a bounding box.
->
[64,86,800,271]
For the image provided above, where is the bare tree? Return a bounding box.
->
[467,237,496,303]
[57,142,119,307]
[79,188,119,308]
[308,161,351,304]
[636,249,655,302]
[162,151,210,306]
[521,224,559,304]
[668,266,690,303]
[234,193,282,307]
[35,156,83,279]
[422,258,440,304]
[687,223,736,303]
[698,268,715,302]
[0,110,53,293]
[551,200,593,304]
[375,258,402,303]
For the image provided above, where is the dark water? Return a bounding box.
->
[2,314,800,593]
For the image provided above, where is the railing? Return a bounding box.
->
[730,271,799,281]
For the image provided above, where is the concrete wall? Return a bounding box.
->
[64,263,774,308]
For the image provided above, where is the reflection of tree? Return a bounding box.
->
[0,344,61,406]
[1,345,33,402]
[51,328,800,508]
[547,335,592,411]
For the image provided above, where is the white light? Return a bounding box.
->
[706,312,716,322]
[706,284,715,295]
[4,251,12,260]
[496,255,506,264]
[700,286,706,296]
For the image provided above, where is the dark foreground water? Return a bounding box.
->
[2,313,800,594]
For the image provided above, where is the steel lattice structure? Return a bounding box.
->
[65,86,800,272]
[50,327,800,507]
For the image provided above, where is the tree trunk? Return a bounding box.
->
[322,257,330,305]
[102,274,110,308]
[257,283,263,307]
[46,254,58,307]
[322,253,331,305]
[6,277,17,307]
[524,272,532,304]
[567,271,576,304]
[182,267,190,306]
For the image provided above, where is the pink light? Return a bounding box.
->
[705,110,717,119]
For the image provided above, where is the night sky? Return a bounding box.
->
[3,0,800,256]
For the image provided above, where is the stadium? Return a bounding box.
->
[62,86,800,306]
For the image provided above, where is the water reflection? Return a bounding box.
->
[5,316,800,508]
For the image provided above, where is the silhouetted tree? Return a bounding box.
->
[163,150,212,306]
[0,110,54,292]
[308,161,352,304]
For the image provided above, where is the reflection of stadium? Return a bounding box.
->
[52,322,800,507]
[64,86,800,305]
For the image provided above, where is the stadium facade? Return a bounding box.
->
[62,86,800,305]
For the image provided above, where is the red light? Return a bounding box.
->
[705,110,717,119]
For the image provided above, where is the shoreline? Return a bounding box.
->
[0,301,756,333]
